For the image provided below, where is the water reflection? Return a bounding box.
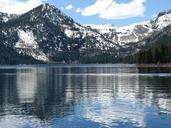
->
[16,68,38,103]
[0,65,171,128]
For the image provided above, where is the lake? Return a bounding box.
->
[0,64,171,128]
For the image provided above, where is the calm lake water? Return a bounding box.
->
[0,64,171,128]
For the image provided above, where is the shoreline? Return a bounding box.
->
[0,63,171,68]
[136,63,171,68]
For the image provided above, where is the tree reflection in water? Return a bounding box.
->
[0,65,171,128]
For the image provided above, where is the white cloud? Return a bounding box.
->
[65,4,73,10]
[80,0,146,20]
[82,0,112,16]
[0,0,45,14]
[75,8,81,13]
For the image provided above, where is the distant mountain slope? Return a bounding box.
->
[124,25,171,64]
[0,3,171,64]
[85,9,171,46]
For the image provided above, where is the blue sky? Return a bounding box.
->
[48,0,171,26]
[0,0,171,26]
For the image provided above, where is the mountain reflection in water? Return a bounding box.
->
[0,65,171,128]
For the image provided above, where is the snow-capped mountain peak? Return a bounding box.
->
[41,3,56,11]
[0,4,171,64]
[154,10,171,29]
[85,10,171,45]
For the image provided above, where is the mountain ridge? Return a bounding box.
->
[85,9,171,46]
[0,3,171,64]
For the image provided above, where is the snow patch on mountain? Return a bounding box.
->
[0,12,17,22]
[85,11,171,46]
[1,4,171,64]
[15,30,48,62]
[85,24,117,34]
[16,30,38,49]
[2,17,9,22]
[64,29,76,38]
[29,50,49,62]
[155,12,171,29]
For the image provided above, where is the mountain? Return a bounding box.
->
[0,12,18,22]
[0,3,171,64]
[85,10,171,46]
[85,10,171,59]
[0,3,119,64]
[124,30,171,64]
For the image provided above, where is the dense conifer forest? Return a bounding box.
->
[124,35,171,64]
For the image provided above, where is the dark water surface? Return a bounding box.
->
[0,64,171,128]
